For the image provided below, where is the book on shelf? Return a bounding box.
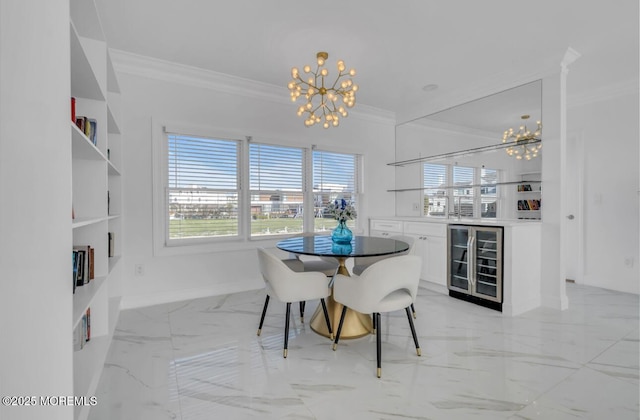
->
[108,232,115,257]
[72,251,77,294]
[86,307,91,342]
[88,118,97,144]
[89,247,94,279]
[73,245,94,287]
[517,184,533,192]
[75,116,86,133]
[73,307,91,351]
[73,249,83,287]
[75,116,97,145]
[71,97,76,123]
[517,199,541,211]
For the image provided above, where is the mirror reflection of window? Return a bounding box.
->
[452,166,474,218]
[423,163,447,217]
[481,168,498,219]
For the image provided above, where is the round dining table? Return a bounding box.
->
[276,235,409,339]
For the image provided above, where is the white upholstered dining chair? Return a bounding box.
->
[331,255,422,378]
[256,247,333,358]
[264,242,337,323]
[352,235,418,318]
[283,232,339,323]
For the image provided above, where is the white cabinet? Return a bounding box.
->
[370,219,403,238]
[70,1,122,419]
[404,222,447,288]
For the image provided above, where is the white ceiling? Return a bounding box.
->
[95,0,638,120]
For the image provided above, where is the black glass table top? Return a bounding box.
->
[276,235,409,258]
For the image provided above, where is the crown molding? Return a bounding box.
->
[109,49,395,124]
[567,78,639,108]
[400,117,496,142]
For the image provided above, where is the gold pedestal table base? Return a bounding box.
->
[309,257,372,339]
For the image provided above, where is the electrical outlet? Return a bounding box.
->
[135,264,145,276]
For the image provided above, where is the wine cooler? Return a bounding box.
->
[448,225,503,311]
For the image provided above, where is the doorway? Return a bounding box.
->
[564,131,584,282]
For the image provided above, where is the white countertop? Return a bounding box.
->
[371,216,542,227]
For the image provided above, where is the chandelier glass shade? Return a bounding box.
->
[502,114,542,160]
[288,52,358,128]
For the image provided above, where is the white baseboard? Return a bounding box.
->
[420,279,448,295]
[502,296,542,317]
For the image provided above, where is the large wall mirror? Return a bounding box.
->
[393,80,543,220]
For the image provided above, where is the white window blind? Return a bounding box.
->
[167,134,239,241]
[423,163,447,217]
[312,150,359,229]
[250,143,304,236]
[480,168,498,218]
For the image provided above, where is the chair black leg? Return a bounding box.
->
[257,295,270,336]
[320,298,333,340]
[299,301,306,323]
[411,303,417,319]
[372,312,376,334]
[283,302,291,358]
[376,312,382,378]
[332,305,348,350]
[405,306,421,356]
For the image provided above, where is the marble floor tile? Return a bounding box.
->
[90,283,639,420]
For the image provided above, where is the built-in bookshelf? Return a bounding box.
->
[516,172,541,220]
[70,0,122,418]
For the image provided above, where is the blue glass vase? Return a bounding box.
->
[332,220,352,244]
[331,242,352,255]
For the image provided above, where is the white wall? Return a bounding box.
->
[568,92,639,294]
[114,54,396,308]
[0,0,74,418]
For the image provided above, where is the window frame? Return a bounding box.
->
[152,121,362,256]
[165,132,241,245]
[248,141,306,238]
[311,148,361,232]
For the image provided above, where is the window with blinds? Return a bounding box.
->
[423,163,447,217]
[167,134,239,241]
[249,143,304,236]
[312,150,359,230]
[480,168,498,218]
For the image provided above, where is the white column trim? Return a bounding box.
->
[558,47,582,310]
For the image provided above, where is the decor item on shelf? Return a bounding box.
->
[288,51,358,129]
[327,199,356,244]
[502,114,542,160]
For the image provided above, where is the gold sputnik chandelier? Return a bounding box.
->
[502,114,543,160]
[288,52,358,128]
